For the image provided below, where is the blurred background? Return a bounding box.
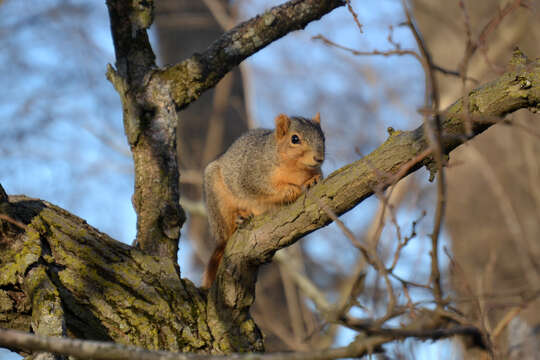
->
[1,0,539,359]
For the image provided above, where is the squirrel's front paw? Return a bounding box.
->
[303,174,321,190]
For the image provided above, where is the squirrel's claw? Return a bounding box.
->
[235,210,253,227]
[303,173,322,190]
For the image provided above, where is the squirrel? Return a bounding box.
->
[202,113,325,288]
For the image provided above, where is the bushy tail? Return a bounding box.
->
[202,242,226,288]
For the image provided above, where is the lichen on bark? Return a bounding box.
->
[0,197,211,352]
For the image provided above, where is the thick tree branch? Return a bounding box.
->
[208,50,540,343]
[0,325,480,360]
[153,0,346,110]
[0,196,211,352]
[106,0,183,261]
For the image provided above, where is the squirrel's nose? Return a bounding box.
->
[313,155,324,164]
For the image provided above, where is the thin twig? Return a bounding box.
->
[313,34,422,63]
[345,0,363,33]
[316,199,371,259]
[492,307,522,339]
[0,328,397,360]
[402,0,446,308]
[387,212,425,272]
[317,199,397,318]
[477,0,524,74]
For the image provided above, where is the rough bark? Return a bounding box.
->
[0,194,210,352]
[106,0,184,262]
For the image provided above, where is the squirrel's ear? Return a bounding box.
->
[275,114,290,139]
[312,112,321,124]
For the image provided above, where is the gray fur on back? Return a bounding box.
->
[219,128,277,197]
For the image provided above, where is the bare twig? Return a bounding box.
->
[345,0,363,33]
[317,199,396,319]
[316,199,371,259]
[477,0,524,73]
[444,248,487,328]
[313,34,422,63]
[387,212,424,272]
[492,308,522,339]
[313,32,470,81]
[332,260,367,318]
[459,0,524,76]
[401,0,446,308]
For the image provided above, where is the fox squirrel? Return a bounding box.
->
[202,113,325,288]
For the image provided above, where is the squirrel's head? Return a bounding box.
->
[274,113,325,170]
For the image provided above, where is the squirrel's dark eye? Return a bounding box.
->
[291,134,300,144]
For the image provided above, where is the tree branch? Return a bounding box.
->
[0,326,480,360]
[106,0,183,261]
[0,196,210,352]
[208,50,540,344]
[153,0,346,110]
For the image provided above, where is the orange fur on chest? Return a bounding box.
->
[269,161,319,204]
